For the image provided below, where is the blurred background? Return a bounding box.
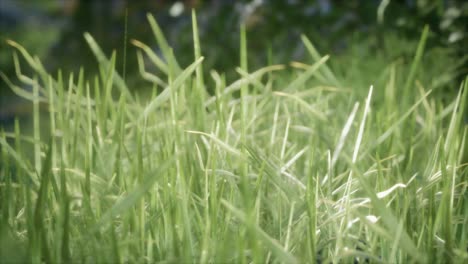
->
[1,0,467,128]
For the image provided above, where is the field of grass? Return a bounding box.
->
[0,12,467,263]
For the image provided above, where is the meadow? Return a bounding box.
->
[0,12,467,263]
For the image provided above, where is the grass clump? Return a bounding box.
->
[0,12,467,263]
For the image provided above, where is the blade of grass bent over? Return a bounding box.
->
[285,55,330,92]
[140,57,204,120]
[5,40,48,80]
[84,32,133,101]
[135,51,167,86]
[204,65,285,107]
[301,35,341,87]
[0,72,48,103]
[132,39,169,75]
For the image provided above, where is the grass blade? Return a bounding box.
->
[84,32,133,100]
[141,57,204,119]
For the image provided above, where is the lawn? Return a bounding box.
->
[0,12,467,263]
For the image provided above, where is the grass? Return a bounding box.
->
[0,12,467,263]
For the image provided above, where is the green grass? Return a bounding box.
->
[1,13,467,263]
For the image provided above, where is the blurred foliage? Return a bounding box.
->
[0,0,466,116]
[0,225,27,263]
[1,0,466,78]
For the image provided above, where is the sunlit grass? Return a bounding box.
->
[0,12,467,263]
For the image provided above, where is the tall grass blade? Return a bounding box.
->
[403,25,429,93]
[84,32,133,100]
[33,141,53,263]
[147,13,181,74]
